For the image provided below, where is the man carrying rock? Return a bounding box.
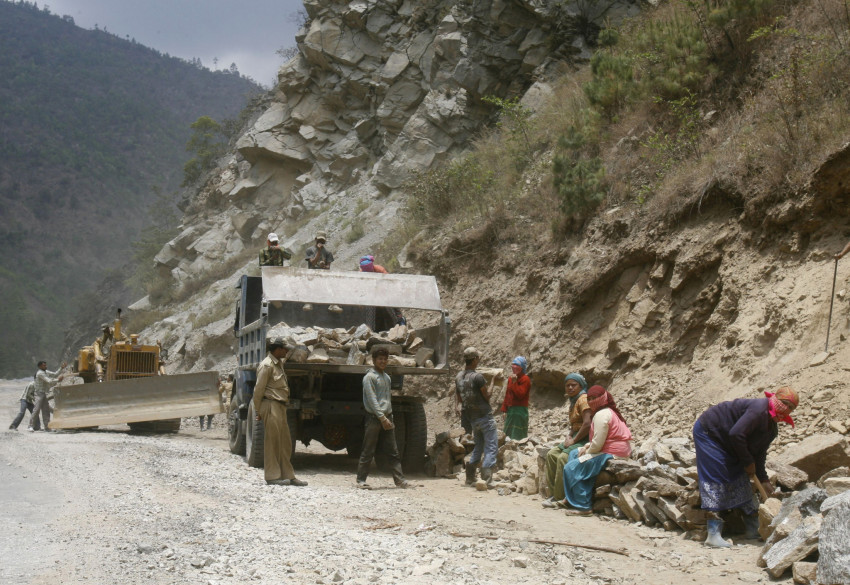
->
[253,337,307,487]
[30,360,66,431]
[455,347,498,486]
[356,346,411,489]
[259,232,291,267]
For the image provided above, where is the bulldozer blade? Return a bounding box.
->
[50,372,222,429]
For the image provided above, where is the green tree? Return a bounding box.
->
[182,115,226,186]
[552,123,607,218]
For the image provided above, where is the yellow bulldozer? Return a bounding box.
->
[51,310,221,432]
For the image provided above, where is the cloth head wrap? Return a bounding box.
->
[511,356,528,374]
[586,385,627,425]
[765,386,798,427]
[359,255,375,272]
[564,372,588,408]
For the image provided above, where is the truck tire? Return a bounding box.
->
[245,401,264,468]
[228,397,245,455]
[400,402,427,474]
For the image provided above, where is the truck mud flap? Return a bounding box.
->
[50,372,222,429]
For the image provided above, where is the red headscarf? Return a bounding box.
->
[586,385,627,425]
[765,386,798,427]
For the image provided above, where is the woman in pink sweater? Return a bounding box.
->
[559,385,632,514]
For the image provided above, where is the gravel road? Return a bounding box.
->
[0,380,788,585]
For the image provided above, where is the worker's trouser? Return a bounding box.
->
[11,399,36,430]
[260,400,295,482]
[468,414,498,470]
[545,441,586,500]
[356,414,404,484]
[31,394,51,430]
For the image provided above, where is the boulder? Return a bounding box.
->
[791,561,817,585]
[761,515,822,578]
[767,460,810,491]
[778,434,850,482]
[759,498,784,540]
[822,477,850,496]
[817,466,849,488]
[817,501,850,585]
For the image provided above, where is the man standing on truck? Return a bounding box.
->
[259,232,291,267]
[29,360,66,431]
[455,347,497,486]
[356,347,411,489]
[253,337,307,487]
[305,231,333,270]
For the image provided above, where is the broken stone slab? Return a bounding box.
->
[616,483,642,522]
[670,445,697,467]
[767,459,809,491]
[634,475,686,498]
[817,466,849,488]
[778,433,850,482]
[821,489,850,514]
[414,347,435,367]
[654,443,676,464]
[306,346,329,363]
[791,561,817,585]
[604,458,643,483]
[656,496,686,527]
[406,336,424,352]
[762,515,822,579]
[817,501,850,585]
[759,498,783,540]
[643,495,673,527]
[822,477,850,496]
[387,355,417,367]
[346,345,366,365]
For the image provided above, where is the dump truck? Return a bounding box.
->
[228,266,451,472]
[50,311,222,432]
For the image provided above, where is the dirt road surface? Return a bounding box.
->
[0,380,789,585]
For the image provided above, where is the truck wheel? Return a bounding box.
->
[400,402,427,474]
[245,401,265,468]
[228,397,245,455]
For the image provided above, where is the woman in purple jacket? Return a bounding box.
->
[693,386,799,547]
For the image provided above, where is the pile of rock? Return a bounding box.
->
[265,322,436,368]
[426,427,850,580]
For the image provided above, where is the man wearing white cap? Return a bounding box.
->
[259,232,291,266]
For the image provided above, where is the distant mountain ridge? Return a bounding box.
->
[0,0,263,376]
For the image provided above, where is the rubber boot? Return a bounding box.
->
[705,517,732,548]
[465,463,477,485]
[480,467,493,487]
[743,513,760,540]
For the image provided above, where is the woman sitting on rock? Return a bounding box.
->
[558,385,632,515]
[542,373,591,508]
[500,356,530,440]
[693,386,798,547]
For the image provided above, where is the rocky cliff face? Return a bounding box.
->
[135,0,850,449]
[142,0,639,372]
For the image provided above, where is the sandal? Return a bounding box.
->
[564,508,593,516]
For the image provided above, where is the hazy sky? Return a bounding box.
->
[44,0,306,86]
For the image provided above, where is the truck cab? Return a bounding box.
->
[228,267,451,472]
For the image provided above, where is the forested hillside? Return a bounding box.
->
[0,0,263,376]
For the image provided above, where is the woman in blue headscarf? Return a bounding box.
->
[500,356,530,440]
[542,372,592,507]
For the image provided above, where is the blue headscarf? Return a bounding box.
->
[564,372,588,408]
[511,356,528,374]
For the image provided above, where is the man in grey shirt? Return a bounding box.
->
[356,347,411,489]
[9,379,39,431]
[455,347,497,486]
[30,360,65,431]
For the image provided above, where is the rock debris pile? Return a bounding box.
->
[426,429,850,581]
[265,322,437,368]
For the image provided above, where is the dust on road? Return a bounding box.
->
[0,381,787,585]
